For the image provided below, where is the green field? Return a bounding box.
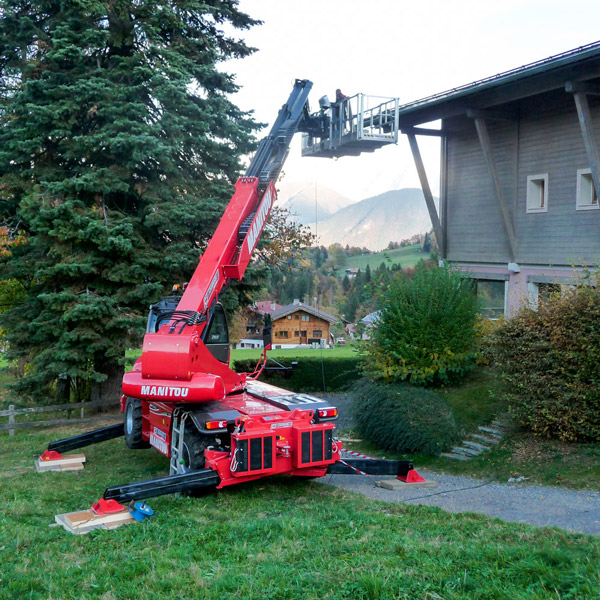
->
[337,244,429,276]
[2,422,599,599]
[231,345,359,362]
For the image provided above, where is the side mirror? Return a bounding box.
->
[263,314,272,350]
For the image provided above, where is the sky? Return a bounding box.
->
[225,0,600,202]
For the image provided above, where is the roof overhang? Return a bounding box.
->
[397,41,600,128]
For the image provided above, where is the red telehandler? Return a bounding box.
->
[45,80,415,502]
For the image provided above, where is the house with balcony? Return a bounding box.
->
[270,300,337,348]
[398,41,600,316]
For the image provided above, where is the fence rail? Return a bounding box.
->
[2,400,121,436]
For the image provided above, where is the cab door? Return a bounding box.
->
[202,304,230,363]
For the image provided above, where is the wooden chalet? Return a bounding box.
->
[397,41,600,316]
[270,300,337,347]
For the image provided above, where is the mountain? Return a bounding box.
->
[306,188,434,251]
[276,181,354,224]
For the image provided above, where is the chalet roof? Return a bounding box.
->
[396,40,600,127]
[270,301,338,324]
[253,300,282,314]
[361,310,381,325]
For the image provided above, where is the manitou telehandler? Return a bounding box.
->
[45,79,418,502]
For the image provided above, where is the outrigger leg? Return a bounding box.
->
[47,423,124,454]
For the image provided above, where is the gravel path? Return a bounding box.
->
[314,392,600,536]
[318,470,600,536]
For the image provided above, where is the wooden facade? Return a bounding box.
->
[395,42,600,316]
[270,302,337,346]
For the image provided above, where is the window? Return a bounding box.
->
[576,169,598,210]
[287,315,292,320]
[294,315,300,320]
[313,330,322,338]
[476,280,506,319]
[302,315,310,321]
[528,282,563,309]
[526,174,548,213]
[294,330,300,336]
[280,330,289,339]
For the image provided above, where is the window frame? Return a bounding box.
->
[526,174,549,214]
[576,168,599,211]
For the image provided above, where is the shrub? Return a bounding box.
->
[491,285,600,442]
[232,356,362,393]
[362,263,479,386]
[351,379,462,455]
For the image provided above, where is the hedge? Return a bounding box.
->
[351,379,462,456]
[232,356,362,393]
[490,284,600,442]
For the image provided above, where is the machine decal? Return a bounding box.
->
[270,421,292,429]
[141,385,189,398]
[153,427,167,441]
[203,271,220,310]
[150,434,169,455]
[246,187,274,254]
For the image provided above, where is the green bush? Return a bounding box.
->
[351,379,462,455]
[362,263,479,386]
[491,285,600,442]
[233,356,362,393]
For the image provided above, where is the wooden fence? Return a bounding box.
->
[1,399,121,436]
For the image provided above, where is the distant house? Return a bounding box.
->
[395,41,600,317]
[345,268,360,278]
[270,300,337,348]
[359,310,381,340]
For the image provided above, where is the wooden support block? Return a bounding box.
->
[376,478,438,491]
[55,508,135,535]
[35,453,86,473]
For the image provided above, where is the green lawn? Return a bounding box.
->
[337,244,429,276]
[231,344,360,362]
[2,422,599,599]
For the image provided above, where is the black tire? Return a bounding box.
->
[124,398,150,449]
[181,423,212,471]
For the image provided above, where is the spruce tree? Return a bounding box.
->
[0,1,258,402]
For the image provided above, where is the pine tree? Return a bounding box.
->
[0,1,258,402]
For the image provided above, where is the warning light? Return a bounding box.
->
[317,408,337,419]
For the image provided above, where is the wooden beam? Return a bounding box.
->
[405,131,444,254]
[466,108,518,122]
[401,127,443,137]
[472,117,517,261]
[570,91,600,196]
[439,129,448,258]
[565,80,600,96]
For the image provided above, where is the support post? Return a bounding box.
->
[571,90,600,198]
[8,404,15,437]
[472,117,518,261]
[405,130,444,254]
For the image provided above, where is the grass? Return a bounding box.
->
[231,344,359,362]
[2,422,600,599]
[336,244,429,276]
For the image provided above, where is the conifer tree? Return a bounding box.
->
[0,1,258,401]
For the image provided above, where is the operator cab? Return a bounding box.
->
[146,298,230,364]
[201,303,230,364]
